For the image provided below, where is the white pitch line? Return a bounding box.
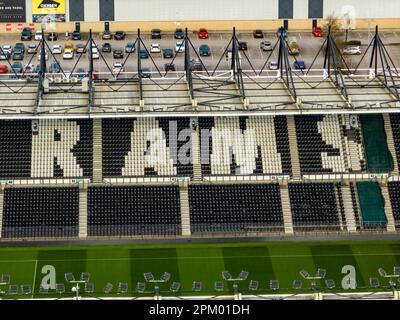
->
[32,260,38,299]
[0,252,399,264]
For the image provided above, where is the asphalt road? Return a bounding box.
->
[0,29,399,77]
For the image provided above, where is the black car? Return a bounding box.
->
[113,49,124,59]
[253,29,264,38]
[12,49,24,61]
[190,59,203,71]
[163,49,174,58]
[174,28,184,39]
[47,32,58,41]
[114,31,126,40]
[102,43,112,52]
[21,28,32,41]
[164,63,176,72]
[72,31,81,40]
[238,41,248,51]
[199,44,210,56]
[140,68,151,78]
[151,29,162,39]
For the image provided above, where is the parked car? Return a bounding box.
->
[113,49,124,59]
[35,30,43,41]
[64,42,74,52]
[2,45,12,55]
[140,68,151,78]
[342,46,361,55]
[312,26,324,37]
[199,44,210,57]
[114,31,126,40]
[0,52,9,60]
[294,60,306,70]
[91,47,100,59]
[163,49,174,58]
[76,44,87,53]
[253,29,264,39]
[102,31,112,40]
[47,32,58,41]
[0,65,8,74]
[238,41,248,51]
[11,62,23,73]
[190,59,203,71]
[76,68,86,81]
[21,28,32,41]
[150,44,161,53]
[113,62,125,74]
[198,28,209,39]
[125,42,135,53]
[52,44,62,54]
[12,49,24,61]
[102,43,112,53]
[63,49,74,60]
[175,41,185,53]
[49,62,60,73]
[72,30,81,40]
[27,44,37,54]
[260,41,273,51]
[37,50,48,61]
[288,37,299,55]
[139,49,149,59]
[268,60,279,70]
[151,29,162,39]
[15,43,25,52]
[174,28,184,39]
[164,63,176,72]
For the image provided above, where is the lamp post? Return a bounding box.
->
[378,266,400,299]
[65,272,90,300]
[299,268,327,300]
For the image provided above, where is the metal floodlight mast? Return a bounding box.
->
[184,28,194,101]
[369,26,400,100]
[88,29,94,111]
[137,28,143,103]
[36,29,47,111]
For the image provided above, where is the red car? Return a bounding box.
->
[198,28,209,39]
[312,26,323,37]
[0,65,8,74]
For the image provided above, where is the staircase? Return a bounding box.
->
[381,185,396,233]
[0,188,4,238]
[92,119,103,183]
[79,186,88,239]
[280,186,294,234]
[179,186,191,236]
[383,114,399,175]
[286,116,301,179]
[341,185,357,232]
[192,127,202,181]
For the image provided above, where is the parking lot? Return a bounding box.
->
[0,28,400,77]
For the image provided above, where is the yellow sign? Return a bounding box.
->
[32,0,65,15]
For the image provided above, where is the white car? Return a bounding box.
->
[260,41,273,51]
[113,62,125,74]
[52,44,62,54]
[27,44,37,54]
[35,30,43,41]
[150,43,161,53]
[175,41,185,53]
[2,45,12,55]
[63,49,74,60]
[91,47,100,59]
[37,51,48,61]
[342,46,361,55]
[268,60,279,70]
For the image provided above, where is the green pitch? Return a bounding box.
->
[0,240,399,298]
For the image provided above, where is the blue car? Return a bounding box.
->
[139,49,149,59]
[294,60,306,70]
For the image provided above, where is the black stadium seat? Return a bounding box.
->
[189,184,284,233]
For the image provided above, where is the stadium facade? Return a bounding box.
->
[0,0,399,31]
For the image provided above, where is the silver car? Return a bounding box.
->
[260,41,273,51]
[342,46,361,55]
